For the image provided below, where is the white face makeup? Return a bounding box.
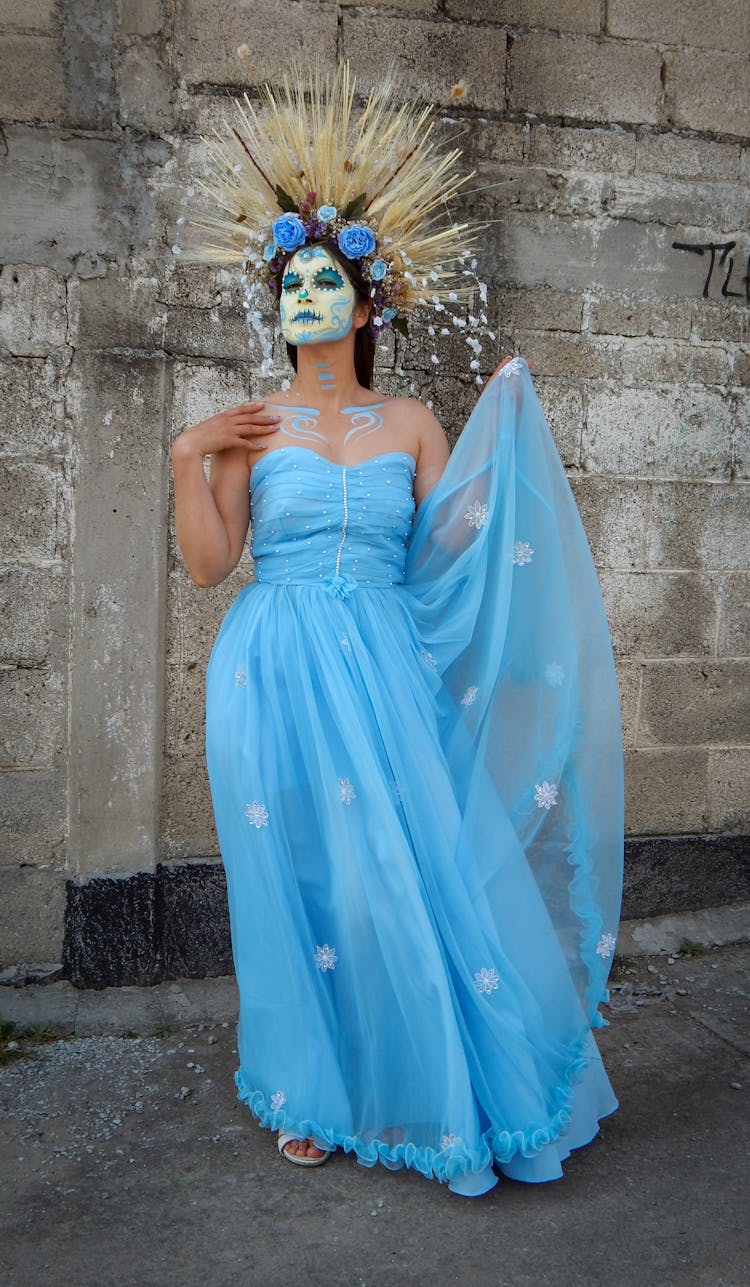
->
[279,245,358,346]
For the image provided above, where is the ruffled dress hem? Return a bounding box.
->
[234,1024,618,1198]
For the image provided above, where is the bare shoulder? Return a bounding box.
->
[260,386,295,407]
[380,394,449,452]
[379,395,450,508]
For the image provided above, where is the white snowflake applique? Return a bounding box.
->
[234,665,247,687]
[440,1133,462,1150]
[269,1090,287,1111]
[315,943,338,972]
[419,647,438,671]
[464,499,489,530]
[544,661,565,688]
[534,781,558,810]
[473,966,500,995]
[596,932,617,959]
[499,357,524,379]
[245,800,269,828]
[338,777,356,804]
[460,685,479,708]
[512,540,534,566]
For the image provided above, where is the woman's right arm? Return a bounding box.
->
[171,401,280,588]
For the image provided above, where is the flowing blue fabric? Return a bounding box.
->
[205,356,624,1196]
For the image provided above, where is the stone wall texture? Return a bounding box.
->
[1,0,748,969]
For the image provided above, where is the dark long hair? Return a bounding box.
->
[273,242,377,390]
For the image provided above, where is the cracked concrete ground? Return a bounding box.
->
[0,944,747,1287]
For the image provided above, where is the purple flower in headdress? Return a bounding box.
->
[338,224,376,260]
[272,214,307,252]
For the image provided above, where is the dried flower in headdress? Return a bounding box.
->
[175,61,479,339]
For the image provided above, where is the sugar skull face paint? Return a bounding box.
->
[279,245,357,345]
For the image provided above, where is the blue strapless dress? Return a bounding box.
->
[205,358,624,1197]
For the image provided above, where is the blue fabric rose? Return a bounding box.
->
[317,204,338,223]
[338,224,376,260]
[272,214,307,252]
[370,258,387,281]
[382,307,397,322]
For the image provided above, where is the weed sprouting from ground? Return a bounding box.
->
[0,1017,60,1065]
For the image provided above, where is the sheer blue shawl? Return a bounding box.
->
[404,356,624,1048]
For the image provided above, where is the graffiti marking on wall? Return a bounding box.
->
[672,240,749,304]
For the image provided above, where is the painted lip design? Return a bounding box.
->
[294,310,323,323]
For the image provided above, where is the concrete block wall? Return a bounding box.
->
[1,0,748,983]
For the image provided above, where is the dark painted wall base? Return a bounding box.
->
[62,835,749,989]
[62,862,233,990]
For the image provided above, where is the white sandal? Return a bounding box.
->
[277,1132,332,1167]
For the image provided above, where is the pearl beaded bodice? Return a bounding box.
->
[249,446,416,595]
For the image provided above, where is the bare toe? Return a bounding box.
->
[280,1134,328,1159]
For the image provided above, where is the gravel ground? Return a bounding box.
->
[0,944,747,1287]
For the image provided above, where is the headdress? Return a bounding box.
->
[173,61,491,379]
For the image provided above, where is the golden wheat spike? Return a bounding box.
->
[179,59,476,308]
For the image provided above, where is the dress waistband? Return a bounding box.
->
[256,571,404,600]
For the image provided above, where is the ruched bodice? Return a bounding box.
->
[249,446,416,595]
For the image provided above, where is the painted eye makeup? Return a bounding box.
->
[282,273,303,292]
[313,268,345,290]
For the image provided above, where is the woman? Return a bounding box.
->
[171,65,624,1197]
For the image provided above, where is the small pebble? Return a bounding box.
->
[730,1082,742,1090]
